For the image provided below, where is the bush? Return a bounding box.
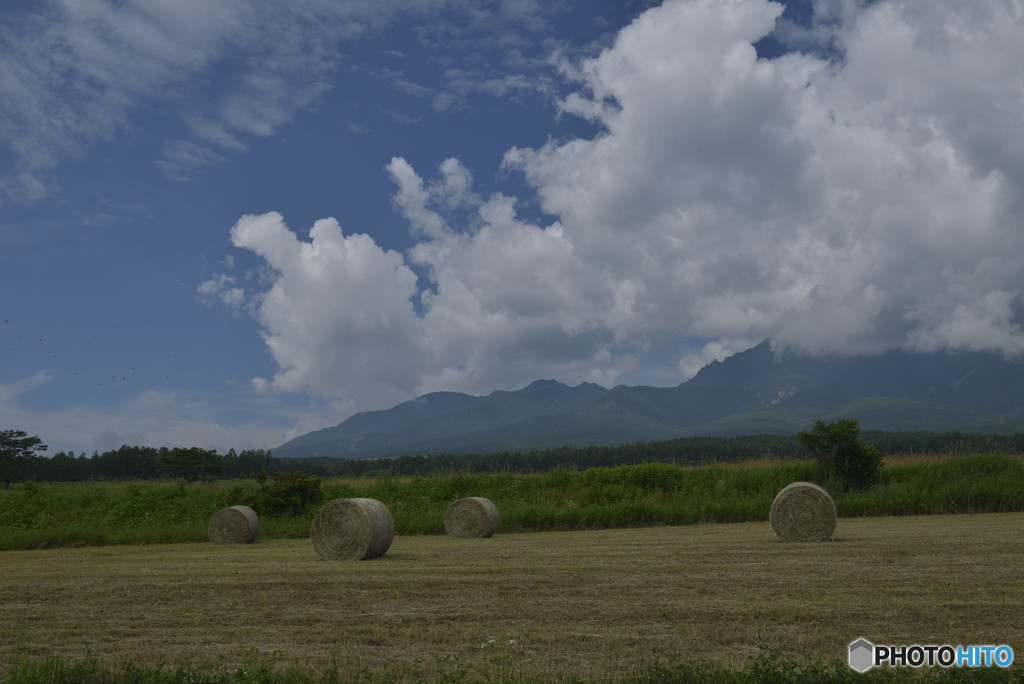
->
[249,471,323,517]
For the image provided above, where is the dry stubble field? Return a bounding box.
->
[1,513,1022,681]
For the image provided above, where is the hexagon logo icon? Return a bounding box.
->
[849,638,875,673]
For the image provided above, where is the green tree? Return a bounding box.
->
[797,418,883,491]
[157,447,223,482]
[0,429,48,488]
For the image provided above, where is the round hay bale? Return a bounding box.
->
[444,497,499,538]
[208,505,260,544]
[770,482,837,542]
[310,498,394,561]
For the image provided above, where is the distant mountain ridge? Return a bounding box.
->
[273,342,1024,459]
[276,379,607,459]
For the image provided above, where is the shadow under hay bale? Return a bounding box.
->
[445,496,500,538]
[310,498,394,561]
[208,505,260,544]
[770,482,837,542]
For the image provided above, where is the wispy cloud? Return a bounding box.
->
[0,370,53,405]
[1,0,250,196]
[154,140,227,183]
[0,377,317,455]
[344,121,370,136]
[1,0,558,196]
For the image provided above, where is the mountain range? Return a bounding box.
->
[273,341,1024,459]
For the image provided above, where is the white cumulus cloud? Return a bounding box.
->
[228,212,425,408]
[212,0,1024,415]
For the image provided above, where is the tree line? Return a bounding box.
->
[4,429,1024,486]
[21,445,284,483]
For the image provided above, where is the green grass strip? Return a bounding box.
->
[3,648,1022,683]
[2,454,1023,550]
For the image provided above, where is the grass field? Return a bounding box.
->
[2,512,1022,682]
[5,454,1024,551]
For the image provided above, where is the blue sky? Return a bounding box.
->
[2,0,1023,456]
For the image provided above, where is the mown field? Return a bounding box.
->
[2,454,1023,682]
[1,514,1022,683]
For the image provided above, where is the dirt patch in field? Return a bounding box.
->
[1,513,1022,681]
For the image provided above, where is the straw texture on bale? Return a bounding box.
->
[770,482,837,542]
[208,505,260,544]
[310,498,394,561]
[444,496,500,538]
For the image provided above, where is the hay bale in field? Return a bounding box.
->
[770,482,837,542]
[444,497,499,538]
[310,498,394,561]
[208,505,260,544]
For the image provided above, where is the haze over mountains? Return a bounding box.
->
[274,342,1024,459]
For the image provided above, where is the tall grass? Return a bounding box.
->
[2,454,1022,550]
[840,453,1024,517]
[0,479,261,550]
